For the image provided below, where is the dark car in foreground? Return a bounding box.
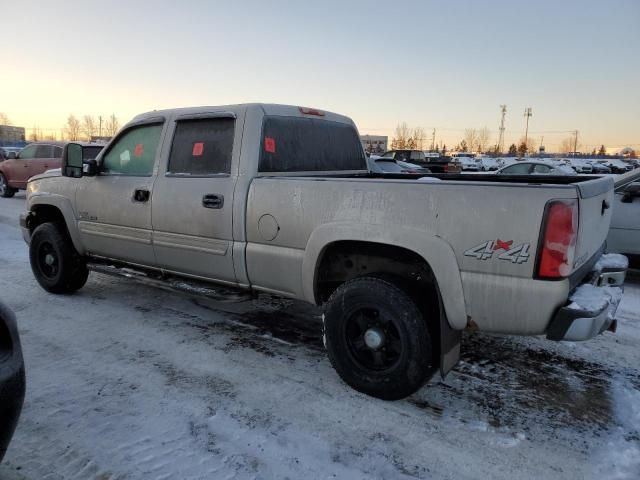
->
[0,301,25,462]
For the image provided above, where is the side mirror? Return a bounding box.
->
[62,143,84,178]
[83,159,98,176]
[621,183,640,203]
[62,143,99,178]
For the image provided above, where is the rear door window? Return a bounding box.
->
[502,163,531,174]
[259,116,366,172]
[167,118,234,175]
[532,164,551,174]
[35,145,53,158]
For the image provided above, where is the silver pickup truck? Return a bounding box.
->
[20,104,627,400]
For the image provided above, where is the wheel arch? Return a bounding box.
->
[302,223,467,331]
[28,195,85,255]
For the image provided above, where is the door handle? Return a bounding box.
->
[202,193,224,209]
[133,189,150,202]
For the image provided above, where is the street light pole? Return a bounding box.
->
[523,107,532,156]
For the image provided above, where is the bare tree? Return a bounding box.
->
[82,115,97,139]
[412,127,426,151]
[476,127,491,153]
[65,115,82,140]
[463,129,478,152]
[391,122,411,150]
[104,114,120,136]
[28,126,42,141]
[0,112,11,125]
[559,136,580,154]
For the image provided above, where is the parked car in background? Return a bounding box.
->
[566,158,593,174]
[450,153,479,171]
[496,160,577,176]
[367,156,408,174]
[380,150,458,173]
[627,159,640,169]
[367,156,431,174]
[0,300,26,462]
[0,142,103,197]
[396,160,431,174]
[587,160,612,174]
[477,156,501,171]
[0,147,22,161]
[598,158,633,174]
[461,157,480,171]
[607,170,640,267]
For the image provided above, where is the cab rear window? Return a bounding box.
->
[259,116,366,173]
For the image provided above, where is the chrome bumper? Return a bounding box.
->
[547,253,627,341]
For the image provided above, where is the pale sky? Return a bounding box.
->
[2,0,639,152]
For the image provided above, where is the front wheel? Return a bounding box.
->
[0,173,16,198]
[29,222,89,293]
[324,276,434,400]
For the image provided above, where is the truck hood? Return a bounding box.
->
[29,168,62,182]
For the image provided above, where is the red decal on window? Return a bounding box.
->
[133,143,144,157]
[192,142,204,156]
[264,137,276,153]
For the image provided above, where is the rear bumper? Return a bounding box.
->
[546,253,627,341]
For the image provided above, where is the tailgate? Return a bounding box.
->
[573,176,615,271]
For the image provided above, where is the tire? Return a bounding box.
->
[29,222,89,294]
[0,173,16,198]
[324,276,433,400]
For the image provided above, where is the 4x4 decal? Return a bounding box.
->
[464,239,531,264]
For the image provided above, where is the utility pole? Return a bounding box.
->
[431,128,436,151]
[497,105,506,153]
[573,130,579,155]
[98,116,103,137]
[523,107,532,155]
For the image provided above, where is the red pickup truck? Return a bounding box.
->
[0,142,103,198]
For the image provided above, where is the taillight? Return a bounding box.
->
[537,200,578,278]
[443,164,448,172]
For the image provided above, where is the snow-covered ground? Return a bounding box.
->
[1,193,639,480]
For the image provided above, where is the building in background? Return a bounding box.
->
[0,125,26,147]
[360,135,388,154]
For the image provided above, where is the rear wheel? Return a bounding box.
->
[29,222,89,293]
[0,173,16,198]
[324,276,434,400]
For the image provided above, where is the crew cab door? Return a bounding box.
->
[151,113,238,284]
[74,120,165,266]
